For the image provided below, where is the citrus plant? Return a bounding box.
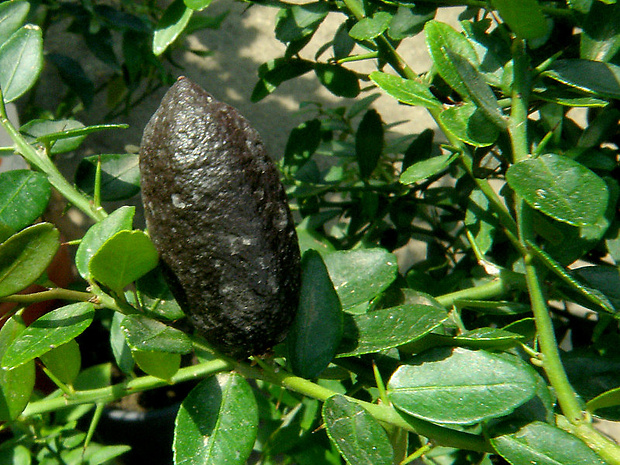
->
[1,0,620,464]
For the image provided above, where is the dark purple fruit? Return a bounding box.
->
[139,76,301,359]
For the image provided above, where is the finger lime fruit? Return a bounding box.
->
[139,77,301,359]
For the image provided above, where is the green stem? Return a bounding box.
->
[436,269,525,308]
[509,38,530,163]
[0,288,95,305]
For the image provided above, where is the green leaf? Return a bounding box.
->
[0,170,51,241]
[491,421,606,465]
[465,189,496,256]
[323,249,399,311]
[0,223,59,298]
[451,327,524,350]
[184,0,212,11]
[492,0,549,39]
[581,1,620,62]
[34,123,128,144]
[573,266,620,311]
[425,20,479,99]
[1,302,95,369]
[39,339,81,385]
[284,119,322,170]
[587,386,620,414]
[323,395,393,465]
[47,53,94,108]
[355,110,383,180]
[0,24,43,103]
[0,1,29,46]
[506,153,608,226]
[315,64,360,98]
[439,103,500,147]
[153,0,194,56]
[0,444,31,465]
[110,312,134,374]
[338,304,448,357]
[543,59,620,100]
[89,230,159,293]
[20,119,86,155]
[349,12,392,40]
[132,350,180,380]
[75,153,140,201]
[136,266,185,321]
[0,315,34,421]
[75,206,135,280]
[287,250,343,379]
[251,58,314,102]
[388,347,538,424]
[400,152,458,185]
[173,373,259,465]
[388,4,436,41]
[275,2,328,43]
[121,314,192,354]
[370,71,442,110]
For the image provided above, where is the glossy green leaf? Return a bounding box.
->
[338,304,448,357]
[110,312,134,374]
[0,222,59,297]
[315,64,360,98]
[275,2,328,43]
[153,0,193,56]
[173,373,259,465]
[1,302,95,369]
[0,1,29,46]
[506,153,608,226]
[492,0,548,39]
[349,12,391,40]
[39,339,81,385]
[323,395,393,465]
[388,4,436,40]
[573,266,620,311]
[451,327,523,349]
[323,249,398,311]
[47,53,94,108]
[587,386,620,414]
[0,170,51,240]
[20,119,86,155]
[136,266,185,320]
[465,189,496,256]
[400,152,458,185]
[132,350,180,380]
[0,24,43,103]
[491,421,606,465]
[75,206,135,280]
[0,444,31,464]
[543,59,620,100]
[425,20,479,99]
[75,153,140,201]
[121,314,192,354]
[356,110,383,180]
[184,0,212,11]
[284,119,322,170]
[0,315,34,421]
[370,71,442,110]
[439,103,499,147]
[251,58,314,102]
[288,250,343,379]
[581,1,620,62]
[90,230,158,293]
[388,347,538,424]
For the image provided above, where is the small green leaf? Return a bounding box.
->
[110,312,134,374]
[439,103,499,147]
[356,109,383,180]
[388,4,436,40]
[173,373,259,465]
[315,64,360,98]
[251,58,314,102]
[0,315,34,421]
[284,119,322,170]
[1,302,95,369]
[75,206,135,280]
[39,339,81,385]
[492,0,549,39]
[34,123,128,144]
[121,314,192,354]
[132,350,180,380]
[0,24,43,103]
[323,249,399,311]
[89,229,158,293]
[0,1,29,46]
[400,152,458,185]
[465,189,496,256]
[491,421,606,465]
[349,12,392,40]
[75,153,140,201]
[388,347,538,424]
[580,1,620,62]
[184,0,212,11]
[275,2,328,43]
[506,153,608,226]
[47,53,94,108]
[451,327,523,349]
[338,304,448,357]
[20,119,86,154]
[370,71,442,110]
[153,0,194,56]
[288,250,343,379]
[323,395,393,465]
[0,170,51,241]
[136,266,185,321]
[543,59,620,100]
[587,386,620,414]
[0,223,59,298]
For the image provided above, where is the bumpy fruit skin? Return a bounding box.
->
[139,76,301,359]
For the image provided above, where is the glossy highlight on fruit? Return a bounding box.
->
[139,76,301,358]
